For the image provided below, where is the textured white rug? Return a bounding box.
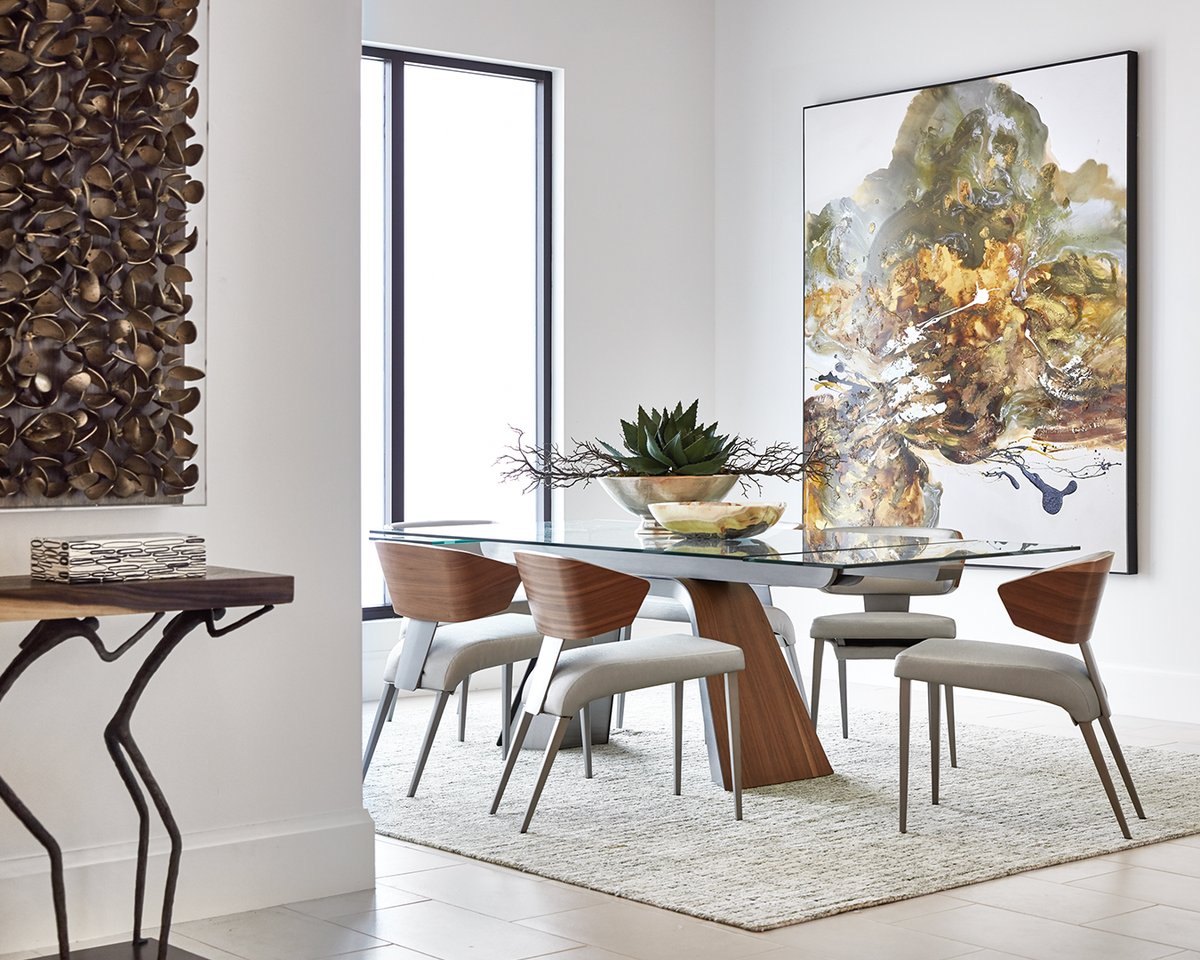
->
[363,686,1200,930]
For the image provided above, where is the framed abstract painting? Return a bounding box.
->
[803,51,1137,572]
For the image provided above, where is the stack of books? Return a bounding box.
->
[30,534,207,583]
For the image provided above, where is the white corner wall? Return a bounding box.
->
[0,1,372,951]
[714,0,1200,720]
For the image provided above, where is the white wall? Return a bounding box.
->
[0,1,372,951]
[361,0,719,693]
[714,0,1200,720]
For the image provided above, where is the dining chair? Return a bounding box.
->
[363,540,588,795]
[491,551,746,833]
[809,526,963,760]
[894,551,1145,838]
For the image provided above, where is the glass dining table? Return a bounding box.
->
[370,519,1076,789]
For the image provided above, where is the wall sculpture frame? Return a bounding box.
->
[0,0,205,508]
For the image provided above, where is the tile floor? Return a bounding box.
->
[6,684,1200,960]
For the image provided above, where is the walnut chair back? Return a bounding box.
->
[513,551,650,641]
[374,541,521,623]
[998,551,1114,645]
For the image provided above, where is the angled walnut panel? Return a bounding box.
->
[375,541,521,623]
[680,578,833,788]
[998,551,1114,645]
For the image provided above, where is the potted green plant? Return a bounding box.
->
[500,400,837,530]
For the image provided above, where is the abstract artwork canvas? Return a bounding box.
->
[803,52,1137,572]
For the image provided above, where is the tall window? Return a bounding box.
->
[361,49,552,615]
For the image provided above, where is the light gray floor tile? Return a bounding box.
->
[531,949,643,960]
[1172,834,1200,849]
[1019,856,1124,883]
[334,899,580,960]
[374,840,463,877]
[1104,841,1200,878]
[174,906,388,960]
[285,884,428,920]
[762,913,976,959]
[1087,905,1200,950]
[896,902,1177,960]
[1073,867,1200,911]
[321,947,446,960]
[382,862,610,920]
[944,873,1151,923]
[847,892,967,923]
[517,901,776,960]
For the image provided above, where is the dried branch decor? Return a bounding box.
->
[0,0,204,506]
[500,400,841,494]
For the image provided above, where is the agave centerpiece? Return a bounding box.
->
[499,399,839,531]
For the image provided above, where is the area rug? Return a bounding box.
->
[362,686,1200,930]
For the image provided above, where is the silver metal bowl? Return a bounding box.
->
[597,475,739,531]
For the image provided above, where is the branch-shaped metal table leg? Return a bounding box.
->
[104,611,207,960]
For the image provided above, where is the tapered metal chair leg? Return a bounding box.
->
[945,685,958,768]
[927,681,941,805]
[581,703,594,779]
[899,678,911,833]
[725,673,743,820]
[500,663,513,756]
[407,691,451,798]
[811,638,825,726]
[672,681,684,796]
[782,641,808,708]
[1081,720,1132,839]
[387,691,399,721]
[521,716,571,833]
[491,711,533,814]
[457,677,470,742]
[838,658,849,739]
[614,626,630,729]
[363,683,397,781]
[1099,715,1146,819]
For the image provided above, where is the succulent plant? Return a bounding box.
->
[598,401,734,477]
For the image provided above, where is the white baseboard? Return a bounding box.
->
[0,807,376,954]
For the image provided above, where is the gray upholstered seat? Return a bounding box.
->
[382,613,549,694]
[895,638,1101,722]
[811,612,955,642]
[541,634,745,717]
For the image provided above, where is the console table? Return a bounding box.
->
[0,568,294,960]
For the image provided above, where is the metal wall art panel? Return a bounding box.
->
[0,0,205,508]
[803,52,1137,572]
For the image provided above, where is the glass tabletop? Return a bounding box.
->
[370,519,1077,569]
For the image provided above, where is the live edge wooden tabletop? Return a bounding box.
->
[0,567,295,623]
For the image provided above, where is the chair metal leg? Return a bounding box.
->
[945,685,958,768]
[811,638,825,726]
[500,663,514,756]
[491,711,533,814]
[725,672,742,821]
[362,683,397,781]
[457,677,470,742]
[1098,715,1146,819]
[837,657,849,739]
[672,681,684,796]
[899,678,911,833]
[407,691,451,798]
[782,640,808,709]
[521,715,571,833]
[387,691,398,722]
[927,681,941,805]
[581,702,594,779]
[614,625,630,730]
[1081,720,1133,839]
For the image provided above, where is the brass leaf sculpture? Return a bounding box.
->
[0,0,204,506]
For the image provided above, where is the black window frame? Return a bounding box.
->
[361,47,553,620]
